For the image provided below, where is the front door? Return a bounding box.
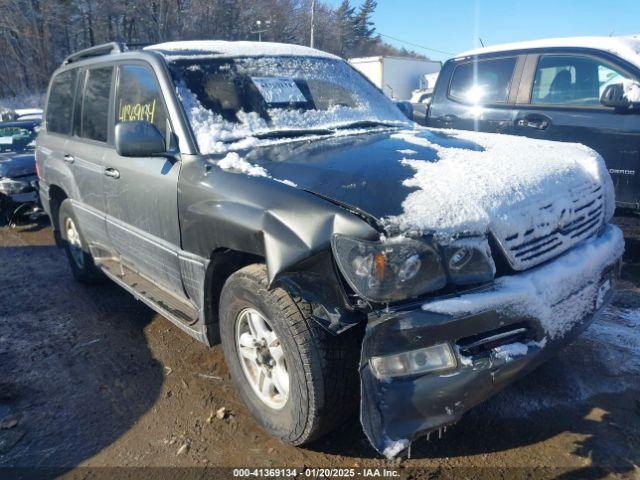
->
[103,63,185,298]
[513,52,640,207]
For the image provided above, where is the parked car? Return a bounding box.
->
[0,119,41,222]
[37,41,623,458]
[423,35,640,210]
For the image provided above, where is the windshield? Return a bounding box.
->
[168,56,410,153]
[0,124,38,154]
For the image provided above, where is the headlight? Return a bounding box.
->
[0,178,32,195]
[370,343,457,378]
[443,238,495,286]
[332,234,446,302]
[332,235,495,303]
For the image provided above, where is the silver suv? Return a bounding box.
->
[37,41,623,458]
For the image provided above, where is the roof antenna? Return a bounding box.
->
[479,37,485,47]
[609,28,615,37]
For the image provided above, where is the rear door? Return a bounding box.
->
[103,62,185,298]
[63,65,115,255]
[513,51,640,207]
[428,55,524,133]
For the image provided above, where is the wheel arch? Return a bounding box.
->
[48,184,68,246]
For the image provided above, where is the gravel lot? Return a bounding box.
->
[0,218,638,479]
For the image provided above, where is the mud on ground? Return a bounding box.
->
[0,217,638,479]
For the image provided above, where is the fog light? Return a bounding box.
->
[370,343,456,379]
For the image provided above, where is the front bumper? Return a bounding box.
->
[359,225,624,458]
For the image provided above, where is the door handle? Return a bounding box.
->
[63,154,75,164]
[516,115,550,130]
[104,167,120,179]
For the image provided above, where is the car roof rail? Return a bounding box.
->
[62,42,127,65]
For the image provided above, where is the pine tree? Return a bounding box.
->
[335,0,355,56]
[354,0,376,40]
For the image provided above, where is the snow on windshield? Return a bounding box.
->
[384,129,615,241]
[171,56,409,154]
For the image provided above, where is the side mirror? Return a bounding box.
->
[115,121,166,157]
[396,101,413,120]
[600,83,633,109]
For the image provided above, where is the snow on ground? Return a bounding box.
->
[385,129,615,241]
[423,225,624,340]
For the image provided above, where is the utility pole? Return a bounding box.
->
[310,0,316,48]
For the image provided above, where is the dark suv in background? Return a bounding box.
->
[37,40,623,458]
[426,35,640,210]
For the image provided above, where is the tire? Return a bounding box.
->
[58,199,102,284]
[219,264,362,445]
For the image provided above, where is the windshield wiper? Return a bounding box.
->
[333,120,398,131]
[252,128,334,140]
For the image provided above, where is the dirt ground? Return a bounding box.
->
[0,217,638,479]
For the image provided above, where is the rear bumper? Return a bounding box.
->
[359,225,624,458]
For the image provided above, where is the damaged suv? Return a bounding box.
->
[37,41,623,457]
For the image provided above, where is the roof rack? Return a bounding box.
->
[63,42,127,65]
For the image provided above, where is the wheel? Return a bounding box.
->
[58,199,102,284]
[219,264,362,445]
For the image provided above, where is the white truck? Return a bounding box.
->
[348,56,441,101]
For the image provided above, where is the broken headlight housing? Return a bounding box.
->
[332,234,494,303]
[0,178,33,196]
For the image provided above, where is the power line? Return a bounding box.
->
[377,33,455,56]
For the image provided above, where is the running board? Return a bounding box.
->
[97,258,208,345]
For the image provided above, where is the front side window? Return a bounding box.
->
[166,56,409,154]
[448,57,517,104]
[80,66,113,142]
[47,70,77,134]
[531,55,633,106]
[115,65,168,134]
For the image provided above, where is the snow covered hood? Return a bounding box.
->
[457,34,640,69]
[227,128,614,243]
[145,40,339,60]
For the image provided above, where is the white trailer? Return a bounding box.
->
[348,56,441,101]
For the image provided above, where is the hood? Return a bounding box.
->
[227,128,614,242]
[0,152,36,178]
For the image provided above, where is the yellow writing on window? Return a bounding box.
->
[118,98,156,124]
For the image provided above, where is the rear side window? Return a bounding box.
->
[449,57,517,104]
[531,55,633,106]
[80,67,113,142]
[115,65,168,135]
[46,70,77,134]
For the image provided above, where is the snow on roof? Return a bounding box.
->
[457,35,640,69]
[145,40,339,60]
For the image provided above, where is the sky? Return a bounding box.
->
[326,0,640,62]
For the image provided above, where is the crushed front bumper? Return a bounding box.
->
[359,225,624,458]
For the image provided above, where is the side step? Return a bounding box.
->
[97,258,208,344]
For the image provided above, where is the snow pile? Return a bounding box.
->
[146,40,339,60]
[458,35,640,70]
[623,79,640,103]
[397,148,417,155]
[384,129,614,241]
[422,225,624,339]
[492,342,529,361]
[381,438,410,459]
[217,152,268,177]
[214,152,297,187]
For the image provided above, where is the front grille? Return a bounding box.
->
[493,181,605,271]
